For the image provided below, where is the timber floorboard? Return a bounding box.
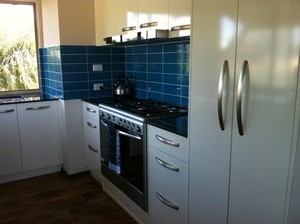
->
[0,171,137,224]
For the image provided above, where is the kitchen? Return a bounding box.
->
[0,0,300,224]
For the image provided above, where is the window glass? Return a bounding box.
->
[0,3,39,95]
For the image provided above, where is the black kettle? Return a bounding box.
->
[114,76,130,96]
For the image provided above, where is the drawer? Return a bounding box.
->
[85,138,101,170]
[149,182,187,224]
[83,102,99,120]
[147,125,188,162]
[84,116,100,144]
[148,146,187,200]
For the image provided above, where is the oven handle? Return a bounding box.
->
[100,119,108,127]
[118,130,142,141]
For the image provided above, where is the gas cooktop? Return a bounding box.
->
[99,98,188,119]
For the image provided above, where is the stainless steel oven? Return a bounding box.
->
[99,104,147,211]
[99,98,188,212]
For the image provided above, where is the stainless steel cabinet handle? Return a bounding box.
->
[140,21,158,28]
[171,24,191,31]
[156,192,179,210]
[237,60,249,136]
[155,134,179,147]
[217,60,229,131]
[0,109,15,113]
[88,144,98,153]
[118,130,141,140]
[155,156,179,172]
[122,26,136,32]
[25,105,50,110]
[87,121,97,129]
[86,107,96,113]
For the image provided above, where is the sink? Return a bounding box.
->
[0,96,25,104]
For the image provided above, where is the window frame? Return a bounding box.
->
[0,0,42,97]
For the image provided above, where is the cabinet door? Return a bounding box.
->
[168,0,191,37]
[94,0,116,45]
[228,1,300,223]
[189,0,238,223]
[0,104,22,176]
[138,0,169,30]
[17,101,61,171]
[115,0,138,34]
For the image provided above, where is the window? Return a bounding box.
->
[0,2,40,96]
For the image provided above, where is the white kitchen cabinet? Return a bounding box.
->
[17,101,61,172]
[138,0,169,31]
[115,0,138,35]
[168,0,191,38]
[189,1,300,224]
[82,102,101,174]
[0,104,22,176]
[147,125,188,224]
[94,0,116,45]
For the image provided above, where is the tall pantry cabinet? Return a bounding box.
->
[188,0,300,224]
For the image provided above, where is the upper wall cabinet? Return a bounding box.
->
[95,0,116,45]
[115,0,138,34]
[168,0,191,37]
[95,0,191,45]
[137,0,169,30]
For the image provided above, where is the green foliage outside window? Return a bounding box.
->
[0,31,38,91]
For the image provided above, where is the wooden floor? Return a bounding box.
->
[0,171,137,224]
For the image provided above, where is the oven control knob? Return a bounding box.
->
[135,126,141,133]
[100,111,105,117]
[106,114,111,120]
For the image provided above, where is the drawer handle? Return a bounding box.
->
[170,24,191,31]
[156,192,179,210]
[87,122,97,129]
[86,107,96,113]
[25,106,50,110]
[0,109,15,113]
[122,26,136,32]
[155,134,180,147]
[88,144,98,153]
[155,157,179,172]
[140,21,158,28]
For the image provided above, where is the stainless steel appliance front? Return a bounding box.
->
[99,106,147,211]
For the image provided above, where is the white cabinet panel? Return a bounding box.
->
[147,125,188,162]
[83,102,101,172]
[94,0,116,45]
[17,101,61,171]
[85,138,101,171]
[189,0,300,223]
[115,0,138,34]
[148,182,187,224]
[0,104,22,176]
[148,145,187,198]
[137,0,169,30]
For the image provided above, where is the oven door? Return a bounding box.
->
[100,118,147,210]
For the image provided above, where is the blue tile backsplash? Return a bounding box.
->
[39,38,189,106]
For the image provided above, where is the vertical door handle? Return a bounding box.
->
[237,60,249,136]
[217,60,229,130]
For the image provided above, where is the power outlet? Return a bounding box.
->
[92,64,103,71]
[93,83,104,91]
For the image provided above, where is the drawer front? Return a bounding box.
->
[148,146,187,200]
[85,138,101,170]
[83,102,99,120]
[147,125,188,162]
[84,116,100,144]
[149,182,187,224]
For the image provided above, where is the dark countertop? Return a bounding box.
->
[0,94,58,105]
[146,115,188,138]
[82,97,189,138]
